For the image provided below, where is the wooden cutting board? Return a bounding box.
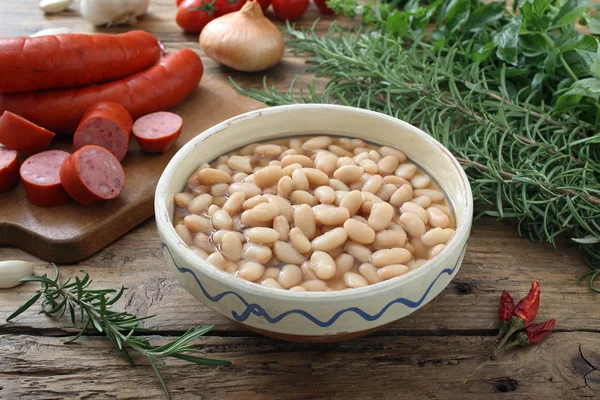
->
[0,74,265,263]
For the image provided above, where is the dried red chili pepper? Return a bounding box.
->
[512,281,540,328]
[519,319,556,344]
[497,290,515,341]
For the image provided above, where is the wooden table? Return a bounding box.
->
[1,1,599,399]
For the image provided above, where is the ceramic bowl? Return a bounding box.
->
[155,104,473,342]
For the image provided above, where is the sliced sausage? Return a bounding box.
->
[0,49,204,134]
[60,145,125,205]
[20,150,70,207]
[0,111,55,155]
[0,31,162,93]
[0,146,19,193]
[132,112,183,153]
[73,102,133,161]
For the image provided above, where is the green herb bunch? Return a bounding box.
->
[232,0,600,290]
[7,265,231,399]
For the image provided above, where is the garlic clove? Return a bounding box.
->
[0,260,34,289]
[30,27,73,37]
[39,0,73,14]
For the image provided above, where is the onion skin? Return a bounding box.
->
[200,0,284,72]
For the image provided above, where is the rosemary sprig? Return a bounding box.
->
[231,21,600,291]
[6,265,231,399]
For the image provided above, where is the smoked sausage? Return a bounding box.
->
[60,145,125,205]
[0,147,19,193]
[20,150,70,207]
[132,111,183,153]
[0,49,203,134]
[73,102,133,161]
[0,111,55,155]
[0,31,162,93]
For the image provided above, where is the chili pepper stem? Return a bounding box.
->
[462,358,493,384]
[495,326,518,354]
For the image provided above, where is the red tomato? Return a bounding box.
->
[256,0,271,12]
[213,0,245,17]
[272,0,308,20]
[176,0,184,6]
[176,0,216,32]
[313,0,333,14]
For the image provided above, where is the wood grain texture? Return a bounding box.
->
[0,0,334,263]
[1,332,598,399]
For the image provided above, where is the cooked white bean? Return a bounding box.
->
[254,165,283,188]
[221,192,245,216]
[231,172,248,183]
[184,215,212,234]
[216,164,232,176]
[358,263,381,284]
[379,146,406,162]
[243,173,255,183]
[329,144,352,157]
[197,168,232,186]
[369,150,382,162]
[224,262,238,275]
[353,147,370,155]
[333,165,363,183]
[338,138,365,150]
[226,155,253,173]
[175,224,194,246]
[372,229,407,249]
[246,227,280,244]
[303,168,329,187]
[430,244,446,257]
[411,195,432,208]
[328,279,349,291]
[227,184,262,201]
[207,252,227,269]
[242,242,272,264]
[174,192,194,208]
[410,174,431,189]
[194,233,217,253]
[362,174,383,194]
[237,261,265,282]
[426,207,450,228]
[207,204,220,216]
[344,218,375,245]
[302,136,333,151]
[212,229,245,245]
[349,175,367,191]
[315,185,335,204]
[213,196,227,207]
[314,207,350,226]
[389,184,413,206]
[334,190,348,206]
[400,202,429,224]
[352,215,368,224]
[291,168,309,191]
[395,163,417,179]
[336,156,355,167]
[212,210,233,230]
[399,212,427,237]
[221,232,242,261]
[329,179,351,192]
[273,215,290,241]
[315,153,338,175]
[260,278,284,289]
[301,261,319,281]
[422,227,455,246]
[344,241,372,262]
[261,268,280,282]
[414,188,446,202]
[359,159,379,174]
[290,190,318,206]
[277,264,302,288]
[343,272,368,288]
[239,143,258,156]
[250,203,280,222]
[368,202,394,231]
[265,194,295,222]
[312,228,348,252]
[301,280,328,291]
[211,183,229,197]
[407,259,428,271]
[289,227,312,254]
[240,210,270,228]
[334,253,355,277]
[254,144,283,158]
[371,248,412,267]
[281,154,314,168]
[378,264,410,280]
[310,251,337,280]
[340,190,363,216]
[277,175,294,198]
[289,286,307,292]
[273,241,306,264]
[377,156,400,176]
[376,184,397,201]
[187,193,213,214]
[409,237,430,259]
[353,152,371,164]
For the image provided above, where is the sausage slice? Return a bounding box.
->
[132,112,183,153]
[20,150,70,207]
[60,145,125,205]
[73,101,133,161]
[0,111,55,155]
[0,146,19,193]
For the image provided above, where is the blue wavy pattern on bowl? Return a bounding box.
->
[162,242,466,327]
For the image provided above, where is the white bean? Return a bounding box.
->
[378,264,410,280]
[254,144,283,158]
[250,202,280,222]
[302,136,333,150]
[175,224,194,246]
[243,195,266,210]
[273,215,290,241]
[410,174,431,189]
[361,174,383,194]
[315,186,336,204]
[240,210,271,228]
[413,189,446,202]
[358,263,381,284]
[222,192,245,216]
[411,196,432,208]
[226,155,253,173]
[220,232,242,261]
[311,228,348,252]
[310,251,337,280]
[376,184,397,201]
[278,264,303,289]
[261,278,284,289]
[281,154,314,168]
[400,202,429,224]
[292,168,309,191]
[211,183,229,197]
[367,202,394,231]
[389,184,413,206]
[399,212,427,237]
[212,210,233,230]
[242,242,272,264]
[228,182,262,198]
[303,168,329,187]
[207,204,220,216]
[290,190,318,206]
[289,227,312,254]
[421,227,455,246]
[265,194,295,222]
[273,241,306,264]
[343,272,368,288]
[371,248,412,267]
[254,165,283,188]
[184,215,212,234]
[301,280,328,292]
[174,192,193,208]
[379,146,407,162]
[194,233,217,253]
[340,190,363,216]
[246,227,280,244]
[314,207,350,226]
[207,252,227,269]
[316,153,338,176]
[333,165,363,183]
[344,241,372,263]
[237,261,265,282]
[430,244,446,258]
[426,207,450,228]
[344,218,375,245]
[377,156,400,176]
[294,204,317,240]
[395,163,417,180]
[372,229,407,249]
[187,193,213,214]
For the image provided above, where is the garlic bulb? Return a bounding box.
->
[39,0,72,14]
[0,260,34,289]
[80,0,150,27]
[200,0,284,72]
[31,27,72,37]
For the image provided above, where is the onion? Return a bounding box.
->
[80,0,150,27]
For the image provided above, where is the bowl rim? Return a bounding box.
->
[155,104,473,301]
